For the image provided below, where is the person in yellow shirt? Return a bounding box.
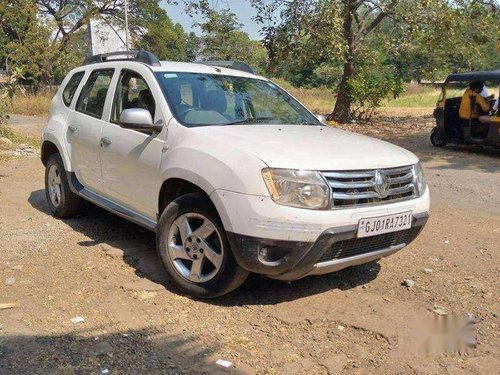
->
[459,81,491,123]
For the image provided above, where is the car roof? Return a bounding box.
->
[152,61,262,79]
[78,51,264,80]
[73,60,265,80]
[445,70,500,83]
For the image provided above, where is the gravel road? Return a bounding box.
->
[1,110,499,374]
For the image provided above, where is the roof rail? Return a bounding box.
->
[83,50,161,67]
[200,60,255,74]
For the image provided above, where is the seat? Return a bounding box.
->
[168,87,190,116]
[203,90,227,115]
[138,89,155,118]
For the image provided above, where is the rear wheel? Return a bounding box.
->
[45,153,82,218]
[430,127,447,147]
[157,193,249,298]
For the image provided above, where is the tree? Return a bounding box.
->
[186,31,201,61]
[35,0,128,58]
[252,0,402,122]
[172,1,268,71]
[199,9,260,63]
[252,0,499,122]
[380,0,500,81]
[0,1,53,85]
[132,0,187,60]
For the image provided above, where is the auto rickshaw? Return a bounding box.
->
[431,70,500,148]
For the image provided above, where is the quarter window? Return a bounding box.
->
[62,71,85,107]
[76,69,114,118]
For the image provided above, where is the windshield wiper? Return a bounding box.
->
[225,116,276,125]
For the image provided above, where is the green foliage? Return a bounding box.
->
[0,67,25,124]
[379,0,500,82]
[132,0,187,61]
[185,32,201,61]
[251,0,499,121]
[348,60,404,119]
[0,1,53,85]
[198,8,268,72]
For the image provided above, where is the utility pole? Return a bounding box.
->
[124,0,130,50]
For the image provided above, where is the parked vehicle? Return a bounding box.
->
[431,70,500,148]
[41,51,430,297]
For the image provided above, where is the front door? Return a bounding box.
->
[67,69,115,193]
[99,68,166,220]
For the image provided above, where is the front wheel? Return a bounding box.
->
[430,127,447,147]
[156,193,249,298]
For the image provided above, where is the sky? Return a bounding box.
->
[160,0,262,40]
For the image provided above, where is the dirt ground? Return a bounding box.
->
[1,110,499,374]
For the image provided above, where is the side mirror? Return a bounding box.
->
[316,114,326,123]
[119,108,162,133]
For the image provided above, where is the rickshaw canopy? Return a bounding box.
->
[445,70,500,83]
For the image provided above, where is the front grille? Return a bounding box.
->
[322,165,417,209]
[318,227,421,262]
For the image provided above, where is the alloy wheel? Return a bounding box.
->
[167,213,224,283]
[47,164,62,207]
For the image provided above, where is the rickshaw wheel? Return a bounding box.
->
[431,127,447,147]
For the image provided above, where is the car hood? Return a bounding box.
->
[191,125,419,170]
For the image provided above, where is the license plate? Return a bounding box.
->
[357,211,412,238]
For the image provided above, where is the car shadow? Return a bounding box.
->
[1,327,228,374]
[28,189,380,305]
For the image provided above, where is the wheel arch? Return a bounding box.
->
[41,134,72,171]
[158,178,209,214]
[157,177,233,233]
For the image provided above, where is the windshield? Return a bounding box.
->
[155,72,321,127]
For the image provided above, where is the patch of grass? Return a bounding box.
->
[275,79,464,113]
[0,123,41,148]
[11,92,53,116]
[274,79,335,115]
[385,89,463,108]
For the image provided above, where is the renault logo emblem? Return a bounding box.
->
[374,170,389,198]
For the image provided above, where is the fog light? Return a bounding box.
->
[259,247,269,258]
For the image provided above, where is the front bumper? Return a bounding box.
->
[227,212,429,281]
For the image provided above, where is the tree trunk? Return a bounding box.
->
[328,59,355,123]
[327,0,356,123]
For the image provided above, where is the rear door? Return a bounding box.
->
[99,66,166,220]
[67,69,115,193]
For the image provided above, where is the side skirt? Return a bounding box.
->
[67,171,157,232]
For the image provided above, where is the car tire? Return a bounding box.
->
[430,127,447,147]
[157,193,249,298]
[45,153,82,218]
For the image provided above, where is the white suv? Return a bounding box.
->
[41,51,430,297]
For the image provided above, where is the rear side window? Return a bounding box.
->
[76,69,114,118]
[62,72,85,107]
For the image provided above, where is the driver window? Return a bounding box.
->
[111,71,156,123]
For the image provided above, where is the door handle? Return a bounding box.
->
[100,137,112,147]
[68,125,77,133]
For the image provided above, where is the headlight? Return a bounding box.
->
[412,162,426,196]
[262,168,330,209]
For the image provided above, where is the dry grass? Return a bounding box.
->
[7,82,463,118]
[0,123,41,161]
[276,80,458,115]
[275,79,335,115]
[11,91,54,116]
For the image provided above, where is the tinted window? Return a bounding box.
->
[76,69,114,118]
[62,71,85,107]
[155,72,320,127]
[111,71,156,123]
